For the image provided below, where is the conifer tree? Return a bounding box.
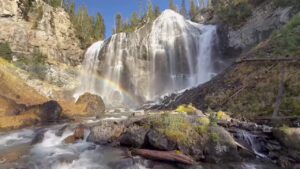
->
[200,0,205,9]
[115,13,123,33]
[180,0,188,18]
[189,0,198,19]
[130,12,139,29]
[154,5,161,17]
[94,13,106,40]
[147,0,155,21]
[169,0,178,12]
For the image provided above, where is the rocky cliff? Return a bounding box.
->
[0,0,83,65]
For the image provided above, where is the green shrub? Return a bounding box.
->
[0,43,12,61]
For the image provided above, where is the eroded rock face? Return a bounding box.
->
[0,0,83,65]
[76,93,105,118]
[217,1,295,58]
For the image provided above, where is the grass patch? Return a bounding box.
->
[150,114,199,146]
[0,112,39,131]
[0,43,12,61]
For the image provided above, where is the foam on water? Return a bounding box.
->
[0,129,34,147]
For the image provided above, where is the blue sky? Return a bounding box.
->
[74,0,205,38]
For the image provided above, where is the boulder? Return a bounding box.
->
[38,100,62,125]
[120,124,149,148]
[31,128,47,145]
[76,93,105,118]
[87,121,124,144]
[147,129,176,151]
[63,124,85,144]
[74,124,85,140]
[273,127,300,151]
[204,126,239,163]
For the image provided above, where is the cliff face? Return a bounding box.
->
[201,1,296,59]
[0,0,83,65]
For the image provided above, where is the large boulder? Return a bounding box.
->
[87,121,124,144]
[38,100,62,125]
[204,126,239,163]
[76,93,105,118]
[119,124,149,148]
[273,127,300,151]
[147,129,176,151]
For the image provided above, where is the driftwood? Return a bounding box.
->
[131,149,195,165]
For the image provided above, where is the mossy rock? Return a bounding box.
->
[273,127,300,151]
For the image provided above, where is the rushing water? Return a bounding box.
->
[75,10,218,107]
[0,121,279,169]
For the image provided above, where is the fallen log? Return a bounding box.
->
[131,149,195,165]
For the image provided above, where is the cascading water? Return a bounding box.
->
[237,130,268,159]
[74,41,104,100]
[75,10,218,107]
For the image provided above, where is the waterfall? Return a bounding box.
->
[75,10,219,107]
[237,130,268,159]
[74,41,104,100]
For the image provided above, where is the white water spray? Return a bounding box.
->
[75,10,218,107]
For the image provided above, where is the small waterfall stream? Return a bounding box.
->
[237,130,268,159]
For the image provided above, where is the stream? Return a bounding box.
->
[0,112,279,169]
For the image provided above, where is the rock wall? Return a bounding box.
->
[0,0,83,65]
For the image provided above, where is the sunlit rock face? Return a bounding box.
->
[77,10,223,108]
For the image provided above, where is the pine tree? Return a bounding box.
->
[208,0,212,8]
[154,5,161,17]
[115,13,123,33]
[169,0,178,12]
[130,12,139,28]
[180,0,188,18]
[200,0,205,9]
[75,6,94,47]
[189,0,198,19]
[147,0,155,21]
[94,13,106,40]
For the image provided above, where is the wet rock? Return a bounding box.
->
[120,124,149,148]
[278,156,294,169]
[204,126,239,163]
[147,129,176,151]
[74,124,85,140]
[63,124,86,144]
[87,121,124,144]
[31,128,47,145]
[55,124,69,137]
[76,93,105,118]
[39,100,62,125]
[273,127,300,151]
[64,135,77,144]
